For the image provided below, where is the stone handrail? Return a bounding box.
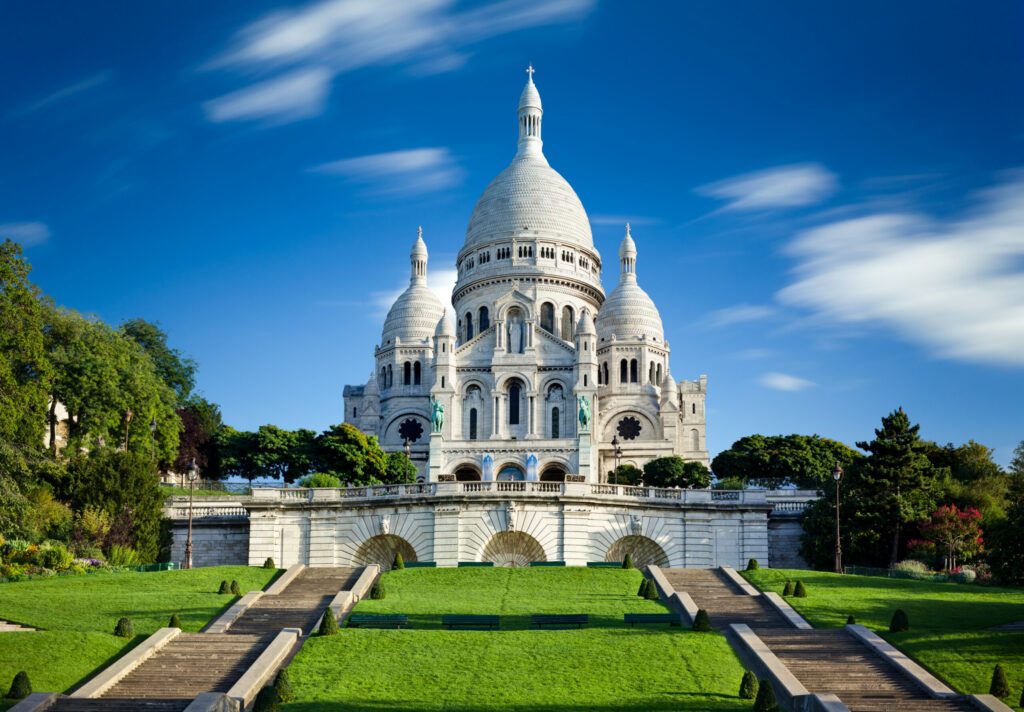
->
[166,505,249,520]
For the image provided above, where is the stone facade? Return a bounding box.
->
[169,518,250,568]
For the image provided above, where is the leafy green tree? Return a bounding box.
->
[711,434,860,489]
[312,423,387,485]
[174,397,223,476]
[712,476,746,490]
[922,440,1009,524]
[120,319,196,405]
[214,427,261,481]
[299,472,341,488]
[607,464,643,485]
[384,451,417,484]
[0,240,52,453]
[254,425,315,484]
[988,441,1024,585]
[642,457,710,489]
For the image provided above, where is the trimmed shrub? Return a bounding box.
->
[746,558,759,571]
[622,553,635,569]
[318,608,339,636]
[230,580,241,596]
[890,609,910,633]
[782,580,794,597]
[891,559,931,580]
[263,557,275,569]
[218,580,230,594]
[252,684,280,712]
[7,671,31,700]
[644,580,660,600]
[114,617,134,638]
[793,580,807,598]
[393,552,405,570]
[370,582,386,600]
[106,544,140,567]
[274,668,294,703]
[739,670,759,699]
[168,614,181,628]
[753,679,779,712]
[692,609,713,632]
[990,664,1010,698]
[951,568,976,584]
[637,578,649,597]
[847,614,856,625]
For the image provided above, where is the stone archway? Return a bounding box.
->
[540,465,566,482]
[605,535,669,568]
[354,534,418,570]
[455,466,481,481]
[481,531,546,567]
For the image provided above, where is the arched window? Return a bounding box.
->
[465,312,474,340]
[691,429,700,450]
[540,302,555,333]
[387,364,393,388]
[478,306,490,332]
[620,359,628,384]
[657,364,662,385]
[561,305,575,341]
[380,366,386,389]
[413,361,421,385]
[353,407,357,418]
[403,361,412,385]
[692,402,697,415]
[584,374,588,386]
[469,409,478,440]
[649,362,655,383]
[630,359,638,383]
[603,362,609,386]
[597,365,602,385]
[508,381,521,425]
[551,407,560,438]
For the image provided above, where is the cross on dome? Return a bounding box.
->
[526,64,535,81]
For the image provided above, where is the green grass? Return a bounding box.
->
[159,484,239,497]
[0,566,279,708]
[744,568,1024,709]
[285,567,748,711]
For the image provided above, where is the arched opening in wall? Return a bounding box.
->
[540,465,566,482]
[387,364,393,388]
[354,534,418,571]
[481,531,546,567]
[561,305,575,341]
[603,362,609,386]
[620,359,627,383]
[496,464,525,481]
[465,312,474,340]
[690,429,700,451]
[380,366,386,389]
[507,307,525,354]
[455,466,481,481]
[540,302,555,333]
[478,306,490,332]
[469,408,478,440]
[507,379,523,425]
[630,359,638,383]
[649,362,655,384]
[413,361,421,385]
[604,535,669,568]
[403,361,411,385]
[551,407,559,438]
[656,364,662,385]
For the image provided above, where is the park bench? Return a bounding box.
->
[531,614,588,629]
[623,613,681,627]
[403,561,437,568]
[441,614,500,630]
[457,561,494,567]
[586,561,621,568]
[347,614,409,629]
[529,561,566,567]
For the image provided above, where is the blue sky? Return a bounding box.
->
[3,1,1022,465]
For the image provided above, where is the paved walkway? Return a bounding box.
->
[663,569,975,712]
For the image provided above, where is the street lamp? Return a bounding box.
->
[404,438,411,458]
[184,458,199,570]
[611,436,622,484]
[833,461,844,574]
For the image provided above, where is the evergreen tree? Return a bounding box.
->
[739,671,759,699]
[318,608,339,636]
[990,664,1010,698]
[753,679,778,711]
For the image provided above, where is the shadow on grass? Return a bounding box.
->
[282,698,744,712]
[63,634,143,694]
[344,613,681,630]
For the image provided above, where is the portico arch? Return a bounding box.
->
[454,465,481,481]
[540,464,566,482]
[353,534,418,570]
[481,531,546,567]
[604,535,669,568]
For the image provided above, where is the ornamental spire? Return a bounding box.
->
[517,65,544,160]
[410,226,428,284]
[619,223,637,281]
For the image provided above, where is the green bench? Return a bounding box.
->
[586,561,622,568]
[532,614,588,629]
[403,561,437,568]
[457,561,494,567]
[529,561,566,567]
[347,614,409,629]
[442,614,500,630]
[623,613,681,627]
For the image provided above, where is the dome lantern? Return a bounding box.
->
[517,65,544,160]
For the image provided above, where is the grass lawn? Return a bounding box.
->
[285,567,748,711]
[744,568,1024,709]
[0,566,279,709]
[160,484,239,497]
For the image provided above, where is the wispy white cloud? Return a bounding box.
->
[204,67,331,124]
[698,163,838,212]
[590,214,660,226]
[372,267,458,320]
[759,372,815,391]
[12,71,113,117]
[0,222,50,247]
[203,0,595,124]
[777,169,1024,367]
[704,304,777,328]
[311,147,463,196]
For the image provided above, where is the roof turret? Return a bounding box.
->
[596,224,665,343]
[381,227,446,346]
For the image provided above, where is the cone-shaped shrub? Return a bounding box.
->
[782,580,794,596]
[622,553,635,569]
[990,664,1010,698]
[114,617,134,638]
[692,609,713,632]
[753,679,779,712]
[739,670,759,699]
[318,608,339,636]
[793,580,807,598]
[370,581,386,600]
[393,552,405,570]
[252,684,280,712]
[274,668,294,703]
[7,671,31,700]
[847,614,856,625]
[637,578,649,597]
[644,580,660,600]
[890,609,910,632]
[168,614,181,628]
[746,558,759,571]
[230,580,241,596]
[263,557,275,569]
[218,580,230,594]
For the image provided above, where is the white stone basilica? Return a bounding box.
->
[343,69,708,484]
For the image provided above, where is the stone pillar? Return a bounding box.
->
[561,506,591,566]
[432,505,461,566]
[527,392,538,438]
[682,511,713,568]
[247,512,280,567]
[307,511,337,567]
[428,431,443,481]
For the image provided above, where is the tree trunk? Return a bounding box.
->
[889,520,901,567]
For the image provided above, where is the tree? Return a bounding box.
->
[254,425,315,484]
[922,504,983,570]
[120,319,196,405]
[607,464,643,485]
[988,445,1024,585]
[384,451,417,484]
[0,240,51,452]
[214,427,261,482]
[711,434,861,489]
[312,423,387,485]
[174,397,223,475]
[923,440,1009,524]
[642,457,710,489]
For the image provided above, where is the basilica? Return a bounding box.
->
[343,69,708,483]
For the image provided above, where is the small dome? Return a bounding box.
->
[660,369,678,407]
[519,74,542,111]
[435,311,455,337]
[381,284,445,346]
[364,371,380,396]
[577,310,596,335]
[597,281,664,342]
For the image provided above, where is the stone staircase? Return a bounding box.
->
[662,568,976,712]
[226,567,360,638]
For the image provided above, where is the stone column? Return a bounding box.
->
[527,393,538,438]
[307,511,337,567]
[428,431,443,481]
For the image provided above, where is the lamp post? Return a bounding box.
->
[611,436,622,484]
[184,458,199,570]
[833,461,844,574]
[404,438,411,458]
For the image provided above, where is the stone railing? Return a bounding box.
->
[165,504,250,520]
